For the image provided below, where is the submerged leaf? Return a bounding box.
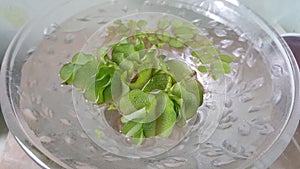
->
[219,55,233,63]
[158,18,170,30]
[169,38,184,48]
[198,66,208,73]
[165,59,194,82]
[143,73,172,92]
[155,96,177,137]
[129,69,152,89]
[137,20,147,29]
[212,61,231,74]
[171,20,183,28]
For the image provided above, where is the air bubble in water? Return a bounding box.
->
[220,39,233,49]
[43,23,58,38]
[23,108,37,121]
[232,47,246,57]
[40,136,54,144]
[64,34,75,44]
[122,5,128,13]
[214,28,227,37]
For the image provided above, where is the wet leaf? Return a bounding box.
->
[156,31,170,42]
[127,20,137,30]
[155,95,176,137]
[173,26,194,40]
[169,38,184,48]
[198,66,208,73]
[143,73,172,92]
[137,20,147,29]
[158,18,170,30]
[142,121,156,137]
[129,69,152,89]
[171,20,183,28]
[71,53,95,65]
[112,52,125,65]
[200,54,216,64]
[219,55,233,63]
[166,59,194,82]
[60,63,78,84]
[73,61,98,89]
[114,19,122,25]
[132,128,145,145]
[212,61,231,74]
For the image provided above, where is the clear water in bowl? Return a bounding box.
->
[11,0,295,169]
[72,12,228,158]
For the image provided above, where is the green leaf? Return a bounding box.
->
[158,18,170,30]
[137,20,147,29]
[73,61,98,89]
[121,121,144,140]
[156,31,170,42]
[134,38,145,51]
[212,74,218,80]
[173,25,192,33]
[84,78,102,102]
[173,26,194,40]
[172,80,203,121]
[199,54,216,64]
[183,79,204,106]
[94,129,102,139]
[111,71,130,102]
[118,59,134,71]
[180,87,199,119]
[198,66,208,73]
[107,103,117,110]
[128,89,150,110]
[99,78,113,103]
[147,34,159,45]
[71,53,95,65]
[171,20,183,28]
[194,35,203,41]
[142,121,156,138]
[122,107,147,122]
[191,51,201,57]
[219,55,233,63]
[205,47,220,55]
[112,52,125,65]
[114,19,123,25]
[169,38,184,48]
[118,25,129,35]
[129,69,152,90]
[96,66,115,80]
[143,73,172,92]
[132,129,144,145]
[60,63,78,84]
[84,75,110,103]
[127,20,137,30]
[212,61,231,74]
[96,47,108,62]
[155,96,176,137]
[166,59,194,82]
[119,89,150,115]
[113,43,135,58]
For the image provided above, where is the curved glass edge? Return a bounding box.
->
[233,3,300,169]
[249,35,300,169]
[0,25,67,169]
[1,0,299,169]
[0,0,110,168]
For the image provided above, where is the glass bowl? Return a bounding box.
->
[1,0,299,169]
